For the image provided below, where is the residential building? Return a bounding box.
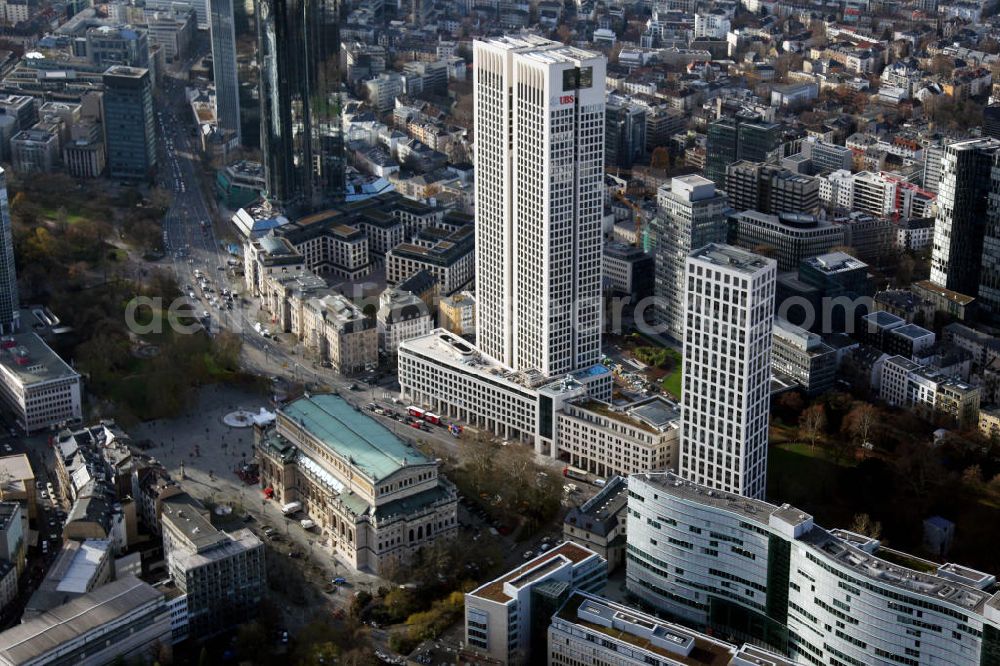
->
[0,561,14,616]
[881,356,981,429]
[913,280,977,321]
[548,592,795,666]
[257,0,345,212]
[437,291,475,335]
[11,125,60,174]
[255,394,458,573]
[800,137,852,174]
[895,216,935,252]
[161,493,265,639]
[931,138,1000,297]
[297,293,377,375]
[885,323,936,358]
[464,542,606,665]
[626,471,1000,666]
[724,161,819,216]
[978,405,1000,440]
[0,333,82,433]
[704,112,781,186]
[385,224,474,295]
[563,478,628,572]
[24,539,113,619]
[0,576,172,666]
[0,170,17,334]
[651,175,729,341]
[0,455,35,521]
[771,317,838,396]
[376,287,432,358]
[473,35,605,377]
[556,396,680,479]
[731,210,845,272]
[209,0,240,145]
[364,72,405,113]
[0,503,22,573]
[63,134,106,178]
[680,244,776,499]
[102,66,156,181]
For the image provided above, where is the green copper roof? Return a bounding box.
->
[281,394,429,483]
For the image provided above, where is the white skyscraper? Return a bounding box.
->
[0,168,18,334]
[209,0,240,145]
[473,36,606,377]
[680,243,775,499]
[652,175,729,342]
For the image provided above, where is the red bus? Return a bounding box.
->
[425,412,441,425]
[407,406,425,418]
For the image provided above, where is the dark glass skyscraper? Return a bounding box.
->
[256,0,345,213]
[704,111,781,185]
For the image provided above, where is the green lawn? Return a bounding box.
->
[660,349,683,398]
[40,207,88,224]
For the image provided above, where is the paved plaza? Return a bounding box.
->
[130,385,388,609]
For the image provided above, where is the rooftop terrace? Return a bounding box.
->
[469,542,596,604]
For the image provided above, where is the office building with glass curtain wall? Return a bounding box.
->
[256,0,345,213]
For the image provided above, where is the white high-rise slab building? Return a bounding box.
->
[0,168,18,335]
[680,243,776,499]
[474,35,605,376]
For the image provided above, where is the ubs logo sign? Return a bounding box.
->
[559,95,575,105]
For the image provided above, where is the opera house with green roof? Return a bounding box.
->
[255,393,458,573]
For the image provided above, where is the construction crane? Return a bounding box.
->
[614,190,650,252]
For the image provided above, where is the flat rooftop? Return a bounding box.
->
[799,526,994,612]
[627,396,681,431]
[0,332,78,386]
[565,477,628,537]
[914,280,976,306]
[633,472,812,531]
[803,251,868,274]
[160,493,227,552]
[280,394,431,483]
[690,243,773,275]
[555,592,737,666]
[892,324,934,341]
[469,542,596,604]
[0,576,162,664]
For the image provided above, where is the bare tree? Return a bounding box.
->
[849,513,883,540]
[844,403,877,448]
[799,404,827,448]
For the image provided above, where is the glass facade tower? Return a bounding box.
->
[256,0,345,213]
